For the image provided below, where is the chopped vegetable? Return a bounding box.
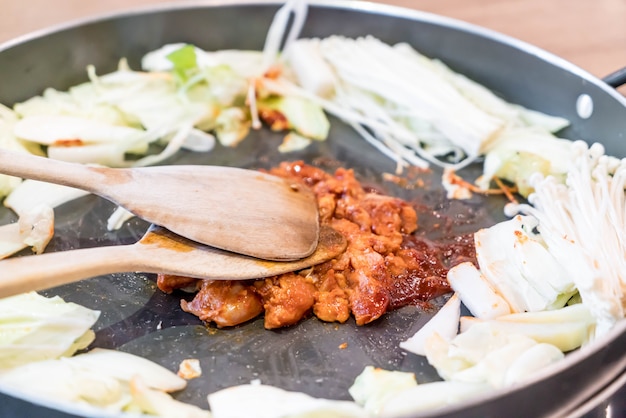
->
[447,262,511,319]
[379,380,489,417]
[474,214,576,313]
[0,292,99,369]
[399,293,461,356]
[506,141,626,336]
[477,128,574,196]
[423,322,565,388]
[459,304,595,352]
[3,179,88,218]
[257,95,330,140]
[348,366,417,416]
[0,348,209,417]
[166,44,200,84]
[0,204,53,259]
[208,383,365,418]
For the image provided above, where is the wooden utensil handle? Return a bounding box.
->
[0,149,107,192]
[0,245,138,298]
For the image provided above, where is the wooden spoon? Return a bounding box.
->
[0,150,319,261]
[0,225,346,298]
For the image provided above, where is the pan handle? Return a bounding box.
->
[603,67,626,89]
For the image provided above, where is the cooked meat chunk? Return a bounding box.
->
[180,280,264,328]
[157,274,199,294]
[157,161,474,329]
[253,273,317,329]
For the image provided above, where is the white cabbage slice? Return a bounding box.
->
[0,292,99,369]
[348,366,417,416]
[378,380,489,418]
[0,349,209,417]
[446,262,511,319]
[208,383,365,418]
[423,321,565,388]
[474,214,575,312]
[399,293,461,356]
[4,179,89,217]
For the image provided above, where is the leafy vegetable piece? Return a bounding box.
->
[143,43,264,80]
[0,104,43,198]
[447,262,511,319]
[65,348,187,392]
[399,293,461,356]
[213,107,251,147]
[0,348,206,416]
[0,358,127,409]
[181,128,216,153]
[474,214,575,312]
[379,381,489,417]
[477,128,574,196]
[129,375,209,418]
[278,132,312,153]
[0,292,99,368]
[17,203,54,254]
[462,319,591,353]
[166,44,199,83]
[348,366,417,416]
[424,320,567,389]
[4,179,89,217]
[0,203,52,259]
[503,343,564,386]
[13,114,147,146]
[257,95,330,141]
[0,223,23,259]
[208,383,365,418]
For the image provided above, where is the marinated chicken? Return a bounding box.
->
[157,161,476,329]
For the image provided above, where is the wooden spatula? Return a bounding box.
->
[0,150,319,260]
[0,225,346,298]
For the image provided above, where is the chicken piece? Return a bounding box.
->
[253,273,317,329]
[313,269,350,323]
[181,281,263,328]
[157,274,199,294]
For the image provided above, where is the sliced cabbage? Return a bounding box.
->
[0,348,208,417]
[460,304,595,352]
[278,132,313,153]
[0,292,99,369]
[474,214,575,313]
[129,375,209,418]
[0,104,43,198]
[208,383,365,418]
[446,262,511,319]
[477,128,574,196]
[4,179,89,217]
[257,95,330,140]
[378,381,488,417]
[399,293,461,356]
[423,321,565,389]
[0,204,53,259]
[348,366,417,416]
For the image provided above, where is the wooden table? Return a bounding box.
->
[2,0,625,90]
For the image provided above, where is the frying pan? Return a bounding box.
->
[1,1,625,417]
